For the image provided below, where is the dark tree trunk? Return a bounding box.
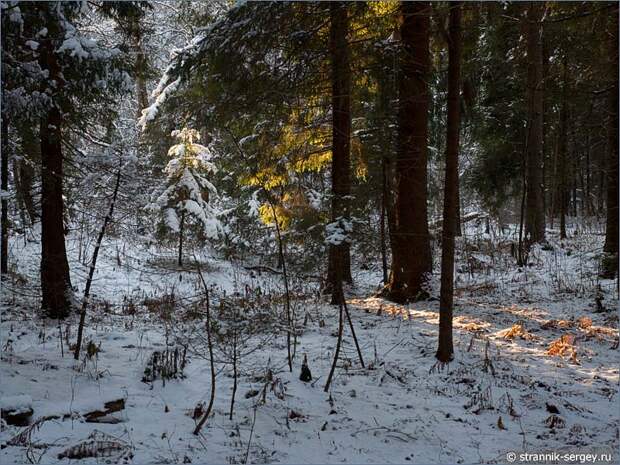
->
[541,15,550,221]
[380,157,389,283]
[1,115,8,279]
[436,2,462,364]
[40,36,72,319]
[178,210,185,267]
[559,56,568,240]
[384,1,432,303]
[377,47,397,285]
[327,1,352,304]
[524,2,546,245]
[602,3,619,278]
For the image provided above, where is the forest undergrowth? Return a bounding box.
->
[1,220,617,464]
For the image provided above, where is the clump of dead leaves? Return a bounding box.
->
[455,314,490,334]
[580,318,619,343]
[498,322,535,340]
[546,334,579,364]
[542,316,618,347]
[541,318,576,330]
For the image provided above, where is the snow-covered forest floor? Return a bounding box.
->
[1,222,618,464]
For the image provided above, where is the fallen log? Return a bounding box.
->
[0,395,33,426]
[83,399,125,423]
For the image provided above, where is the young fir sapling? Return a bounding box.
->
[147,128,221,266]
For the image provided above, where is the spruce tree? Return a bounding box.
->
[148,128,221,266]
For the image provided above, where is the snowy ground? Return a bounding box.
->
[1,223,618,464]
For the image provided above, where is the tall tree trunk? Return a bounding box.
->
[1,115,8,279]
[436,2,462,364]
[327,1,352,304]
[602,3,619,278]
[377,45,397,284]
[384,1,432,303]
[40,35,72,319]
[541,14,550,221]
[524,2,546,245]
[559,56,568,240]
[377,45,395,284]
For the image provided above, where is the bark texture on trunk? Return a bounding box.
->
[524,1,546,245]
[436,2,462,364]
[39,34,72,319]
[602,3,619,278]
[327,1,352,303]
[385,1,432,303]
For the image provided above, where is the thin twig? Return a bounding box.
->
[244,406,258,464]
[193,265,217,436]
